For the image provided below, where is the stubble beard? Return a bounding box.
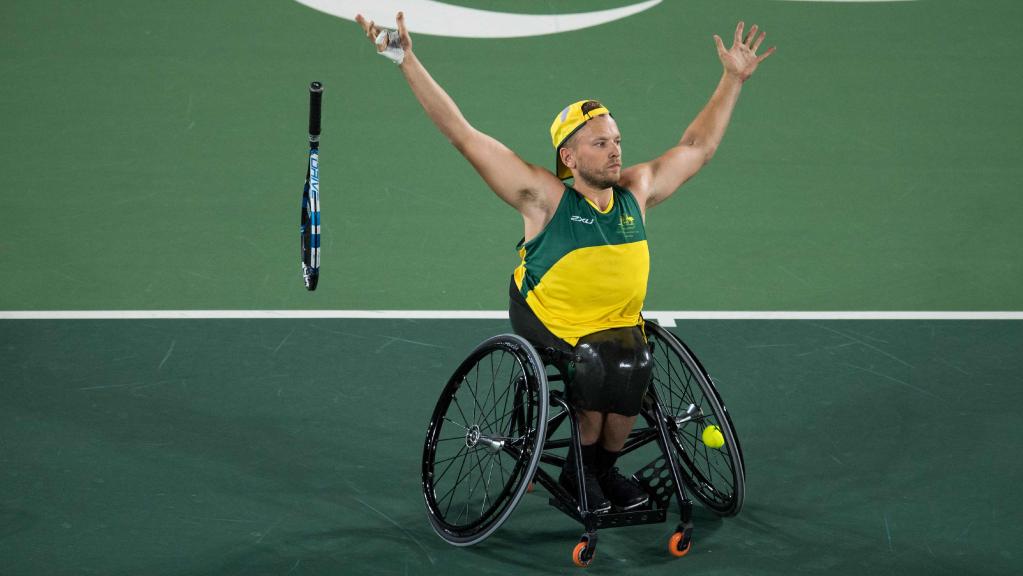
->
[575,165,620,191]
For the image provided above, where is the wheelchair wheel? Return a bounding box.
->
[422,334,549,546]
[646,322,746,516]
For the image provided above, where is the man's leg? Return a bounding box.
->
[599,413,638,451]
[577,410,605,445]
[596,412,649,510]
[567,326,654,510]
[571,327,653,510]
[577,410,649,510]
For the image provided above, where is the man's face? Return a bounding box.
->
[563,115,622,190]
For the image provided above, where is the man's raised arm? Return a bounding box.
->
[356,12,560,215]
[624,22,775,208]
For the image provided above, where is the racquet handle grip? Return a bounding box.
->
[308,81,323,138]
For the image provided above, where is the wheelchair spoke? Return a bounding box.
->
[465,360,537,458]
[480,352,500,428]
[433,447,477,469]
[479,455,498,519]
[465,448,492,516]
[480,452,505,519]
[436,477,463,517]
[466,353,511,435]
[665,350,697,394]
[436,435,467,443]
[486,360,519,433]
[481,389,525,439]
[476,367,519,433]
[505,432,532,444]
[456,372,515,439]
[471,361,481,425]
[435,436,521,529]
[657,355,696,408]
[658,379,691,415]
[465,362,496,433]
[705,442,736,490]
[480,349,508,427]
[438,449,488,515]
[451,387,472,431]
[436,446,477,488]
[468,449,510,525]
[507,369,530,432]
[442,416,469,433]
[433,444,471,486]
[441,444,473,518]
[497,449,507,493]
[461,449,486,520]
[489,348,507,406]
[693,431,715,486]
[456,352,531,438]
[484,355,528,427]
[489,370,516,435]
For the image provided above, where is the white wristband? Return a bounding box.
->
[374,29,405,65]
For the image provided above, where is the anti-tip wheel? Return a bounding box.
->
[668,531,692,558]
[572,540,595,567]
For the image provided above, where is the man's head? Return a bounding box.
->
[550,100,622,189]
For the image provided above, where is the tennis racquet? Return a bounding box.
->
[300,81,323,290]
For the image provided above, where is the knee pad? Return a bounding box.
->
[568,326,653,416]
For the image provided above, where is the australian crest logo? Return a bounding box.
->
[618,213,637,239]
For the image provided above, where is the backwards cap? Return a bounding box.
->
[549,100,612,180]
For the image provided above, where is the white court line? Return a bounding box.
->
[1,310,1022,326]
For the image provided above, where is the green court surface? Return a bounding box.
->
[2,319,1021,575]
[2,0,1022,574]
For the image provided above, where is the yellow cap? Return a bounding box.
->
[550,100,611,180]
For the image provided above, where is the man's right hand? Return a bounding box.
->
[356,11,413,58]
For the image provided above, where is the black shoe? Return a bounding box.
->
[601,467,649,511]
[559,466,612,514]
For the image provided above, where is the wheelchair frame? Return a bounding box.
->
[421,322,744,566]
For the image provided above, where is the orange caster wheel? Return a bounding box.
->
[572,538,596,567]
[668,530,692,557]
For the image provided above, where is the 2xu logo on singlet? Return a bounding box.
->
[571,213,638,240]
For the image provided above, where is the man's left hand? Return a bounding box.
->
[714,22,775,82]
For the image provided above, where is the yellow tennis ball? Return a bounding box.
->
[702,425,725,449]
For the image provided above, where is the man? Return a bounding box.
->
[356,11,773,513]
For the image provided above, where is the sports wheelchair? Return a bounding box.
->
[421,321,745,566]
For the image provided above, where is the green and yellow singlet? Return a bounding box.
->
[513,185,649,346]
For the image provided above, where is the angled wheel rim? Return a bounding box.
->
[422,334,548,545]
[647,323,745,515]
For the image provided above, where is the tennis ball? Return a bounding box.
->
[702,425,725,449]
